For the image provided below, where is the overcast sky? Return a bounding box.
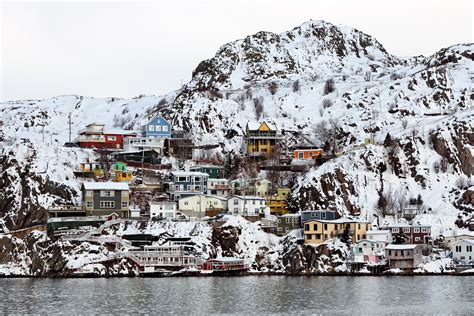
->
[1,0,472,102]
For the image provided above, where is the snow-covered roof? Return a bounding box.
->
[82,182,129,190]
[178,194,227,202]
[452,239,474,246]
[247,122,277,131]
[385,223,431,228]
[190,164,224,169]
[208,178,228,183]
[105,129,138,135]
[171,171,209,177]
[280,214,301,218]
[231,195,266,200]
[209,257,244,262]
[309,217,370,224]
[386,244,418,250]
[366,230,391,235]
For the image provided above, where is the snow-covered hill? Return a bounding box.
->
[0,19,473,235]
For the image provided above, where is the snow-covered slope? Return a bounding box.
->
[0,19,473,234]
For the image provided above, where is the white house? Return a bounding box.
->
[207,178,230,198]
[150,201,177,219]
[123,136,165,153]
[352,239,386,263]
[452,240,474,264]
[442,230,474,250]
[250,178,272,197]
[178,194,228,218]
[228,196,266,216]
[366,229,392,243]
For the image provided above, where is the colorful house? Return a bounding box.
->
[383,224,431,244]
[248,178,272,197]
[303,218,372,244]
[77,123,137,149]
[266,188,291,216]
[301,210,337,223]
[190,165,224,179]
[112,162,132,182]
[81,182,130,218]
[351,239,386,263]
[245,122,281,159]
[142,116,172,138]
[293,148,324,160]
[277,214,301,236]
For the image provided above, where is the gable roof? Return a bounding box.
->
[247,122,277,131]
[82,182,129,190]
[148,115,171,126]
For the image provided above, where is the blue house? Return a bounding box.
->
[301,210,336,223]
[142,116,172,138]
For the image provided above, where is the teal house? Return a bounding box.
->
[189,165,224,179]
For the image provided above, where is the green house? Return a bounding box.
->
[113,161,127,171]
[189,165,224,179]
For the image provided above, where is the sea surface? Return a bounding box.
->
[0,276,473,315]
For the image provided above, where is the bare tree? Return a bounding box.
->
[323,78,335,95]
[268,82,278,95]
[364,71,372,82]
[253,97,264,120]
[292,79,300,93]
[402,119,408,129]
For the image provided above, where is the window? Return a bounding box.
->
[421,228,429,233]
[277,227,282,231]
[324,224,328,230]
[184,201,188,206]
[156,125,162,132]
[467,245,473,252]
[100,201,115,208]
[177,176,188,182]
[107,136,116,141]
[389,250,392,256]
[234,199,238,205]
[414,228,420,233]
[298,152,303,159]
[403,228,410,233]
[149,125,155,131]
[304,224,309,231]
[322,212,326,219]
[313,224,318,231]
[163,125,169,132]
[253,200,256,205]
[358,223,361,230]
[86,201,93,208]
[392,228,400,233]
[101,190,114,197]
[415,237,421,242]
[306,234,312,240]
[86,190,93,197]
[286,218,291,223]
[121,201,128,208]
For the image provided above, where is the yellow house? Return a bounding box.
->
[245,122,281,159]
[266,188,291,216]
[304,218,372,244]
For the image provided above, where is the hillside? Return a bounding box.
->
[0,20,472,275]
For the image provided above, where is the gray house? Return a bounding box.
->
[169,171,209,201]
[301,210,336,223]
[81,182,130,218]
[277,214,301,236]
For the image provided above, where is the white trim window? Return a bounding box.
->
[414,228,420,233]
[121,191,128,198]
[149,125,155,131]
[100,201,115,208]
[107,136,116,141]
[162,125,169,132]
[421,228,429,233]
[403,228,411,234]
[86,190,93,197]
[86,201,93,208]
[121,201,128,208]
[100,190,114,197]
[392,228,400,233]
[156,125,162,132]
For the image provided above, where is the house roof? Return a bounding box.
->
[386,244,418,250]
[231,195,266,201]
[82,182,129,190]
[385,224,431,228]
[452,239,474,246]
[105,129,138,135]
[280,214,301,218]
[306,217,370,224]
[147,115,171,126]
[208,257,244,262]
[171,171,209,177]
[178,194,227,202]
[247,122,277,131]
[366,230,391,235]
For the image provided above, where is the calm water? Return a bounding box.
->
[0,276,473,315]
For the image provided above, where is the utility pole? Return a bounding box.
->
[68,113,72,143]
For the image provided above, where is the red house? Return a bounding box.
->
[77,123,137,149]
[384,224,431,244]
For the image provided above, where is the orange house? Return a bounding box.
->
[293,148,324,160]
